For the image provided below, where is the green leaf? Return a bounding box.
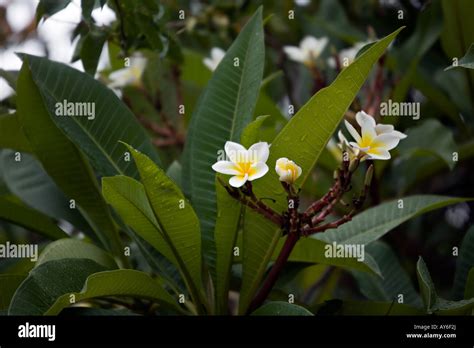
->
[351,241,422,308]
[445,43,474,71]
[417,257,474,314]
[416,257,436,312]
[241,115,271,147]
[182,7,265,275]
[0,69,18,90]
[9,258,107,315]
[392,1,442,102]
[125,144,204,309]
[239,27,404,313]
[80,29,108,75]
[281,237,381,276]
[453,226,474,299]
[0,113,32,153]
[102,175,177,267]
[36,0,71,22]
[36,239,118,269]
[0,274,27,310]
[46,269,180,315]
[214,176,242,314]
[316,195,469,246]
[21,54,161,179]
[0,196,68,240]
[397,119,457,170]
[0,150,91,233]
[251,301,313,316]
[17,57,122,256]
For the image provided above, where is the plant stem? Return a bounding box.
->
[246,231,299,314]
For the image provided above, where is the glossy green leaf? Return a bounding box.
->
[0,150,91,233]
[125,144,204,308]
[80,29,108,75]
[214,175,242,314]
[316,195,469,246]
[417,257,474,315]
[182,7,264,275]
[351,241,422,307]
[0,196,67,240]
[16,58,122,255]
[0,113,32,153]
[36,239,118,269]
[239,27,404,313]
[46,269,180,315]
[102,175,176,266]
[9,258,107,315]
[453,226,474,299]
[251,301,313,316]
[21,54,161,179]
[241,115,271,147]
[279,237,381,276]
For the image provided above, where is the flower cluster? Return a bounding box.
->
[212,111,406,187]
[212,141,301,188]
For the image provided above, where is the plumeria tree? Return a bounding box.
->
[0,0,473,317]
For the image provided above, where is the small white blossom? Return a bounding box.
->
[108,55,147,89]
[275,158,302,184]
[328,41,369,69]
[212,141,269,188]
[283,36,328,66]
[203,47,226,71]
[343,111,407,160]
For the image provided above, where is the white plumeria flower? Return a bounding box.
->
[343,111,407,160]
[283,36,328,66]
[295,0,311,6]
[108,56,147,89]
[212,141,269,188]
[328,41,369,69]
[203,47,226,71]
[275,158,302,184]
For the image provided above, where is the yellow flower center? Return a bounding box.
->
[236,161,256,176]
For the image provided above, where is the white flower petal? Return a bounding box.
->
[356,111,377,141]
[283,46,306,63]
[301,36,328,57]
[248,142,270,164]
[375,124,394,135]
[229,174,248,188]
[372,133,401,151]
[356,111,377,129]
[367,148,391,160]
[225,141,247,163]
[275,157,289,177]
[391,130,407,139]
[211,47,226,61]
[344,120,362,143]
[248,162,269,181]
[203,57,217,71]
[212,161,240,175]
